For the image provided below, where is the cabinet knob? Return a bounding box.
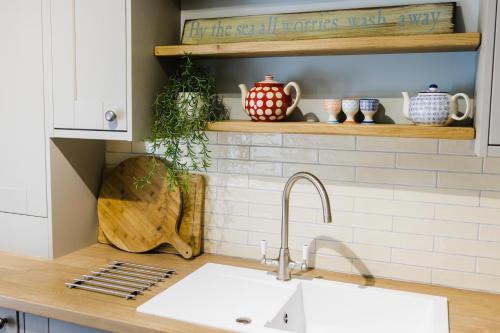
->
[105,110,117,122]
[0,317,7,329]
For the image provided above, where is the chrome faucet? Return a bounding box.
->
[261,172,332,281]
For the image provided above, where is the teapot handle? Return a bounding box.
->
[284,82,301,116]
[451,93,472,121]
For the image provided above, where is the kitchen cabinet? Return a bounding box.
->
[49,0,180,141]
[0,0,48,217]
[0,0,105,259]
[0,308,18,333]
[23,314,107,333]
[488,2,500,146]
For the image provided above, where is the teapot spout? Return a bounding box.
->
[238,84,248,110]
[401,92,411,120]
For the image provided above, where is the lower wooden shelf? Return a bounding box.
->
[206,121,475,140]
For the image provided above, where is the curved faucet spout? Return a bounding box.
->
[282,173,332,247]
[276,172,332,281]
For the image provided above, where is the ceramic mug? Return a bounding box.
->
[342,99,359,124]
[360,99,379,124]
[323,99,342,124]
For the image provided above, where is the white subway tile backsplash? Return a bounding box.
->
[204,240,260,259]
[320,150,395,168]
[356,137,438,153]
[483,157,500,174]
[205,213,281,234]
[208,145,249,160]
[316,240,391,262]
[204,227,248,244]
[314,254,353,273]
[334,212,393,231]
[205,200,249,216]
[217,132,251,145]
[251,133,282,146]
[354,229,434,251]
[397,154,483,173]
[216,187,281,205]
[432,270,500,294]
[435,238,500,259]
[438,172,500,191]
[218,159,282,176]
[250,147,317,163]
[353,259,432,284]
[247,231,316,252]
[435,205,500,225]
[354,198,434,219]
[106,132,500,294]
[393,217,478,239]
[284,134,355,150]
[394,186,479,206]
[391,249,475,272]
[438,140,475,156]
[479,225,500,242]
[283,164,355,181]
[480,191,500,208]
[476,258,500,276]
[356,167,436,187]
[206,173,248,188]
[289,222,353,242]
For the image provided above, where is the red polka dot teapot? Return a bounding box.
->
[238,75,301,121]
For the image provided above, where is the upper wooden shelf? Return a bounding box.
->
[206,121,475,140]
[155,33,481,58]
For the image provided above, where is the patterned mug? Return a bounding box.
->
[342,99,360,124]
[360,99,379,124]
[323,99,342,124]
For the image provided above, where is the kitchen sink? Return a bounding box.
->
[137,263,448,333]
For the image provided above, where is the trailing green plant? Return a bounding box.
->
[134,54,227,191]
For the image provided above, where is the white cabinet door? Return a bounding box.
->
[51,0,127,132]
[0,308,18,333]
[0,0,48,217]
[489,4,500,145]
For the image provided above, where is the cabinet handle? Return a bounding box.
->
[105,110,117,122]
[0,317,7,329]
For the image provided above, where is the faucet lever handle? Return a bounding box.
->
[260,240,267,258]
[302,244,309,269]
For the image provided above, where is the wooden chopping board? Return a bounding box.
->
[98,164,205,257]
[97,156,193,259]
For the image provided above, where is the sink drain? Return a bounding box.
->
[236,317,252,325]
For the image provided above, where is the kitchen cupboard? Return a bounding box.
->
[49,0,180,141]
[23,313,107,333]
[0,0,48,217]
[0,308,18,333]
[488,2,500,146]
[0,0,105,259]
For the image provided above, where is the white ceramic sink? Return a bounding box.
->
[137,263,448,333]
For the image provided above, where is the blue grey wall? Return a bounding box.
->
[199,51,477,98]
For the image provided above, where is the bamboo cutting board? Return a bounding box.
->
[98,166,205,257]
[97,157,193,259]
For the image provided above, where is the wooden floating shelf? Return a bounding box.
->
[155,33,481,58]
[206,121,475,140]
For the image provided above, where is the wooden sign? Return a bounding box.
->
[182,3,455,45]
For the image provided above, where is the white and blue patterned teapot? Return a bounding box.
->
[402,84,472,126]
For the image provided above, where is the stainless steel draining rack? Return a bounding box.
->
[65,260,175,299]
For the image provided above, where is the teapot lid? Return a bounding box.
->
[419,84,448,94]
[256,75,283,87]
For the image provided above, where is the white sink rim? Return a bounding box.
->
[137,263,449,333]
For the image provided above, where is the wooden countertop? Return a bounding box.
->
[0,244,499,333]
